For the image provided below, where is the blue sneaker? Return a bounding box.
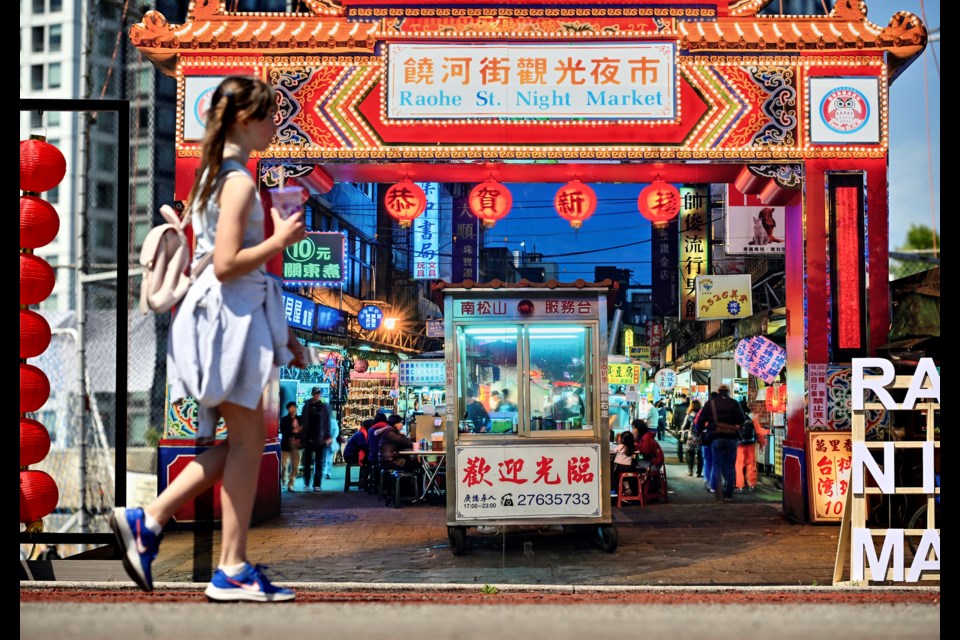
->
[204,563,295,602]
[109,507,161,592]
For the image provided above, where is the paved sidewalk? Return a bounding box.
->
[152,450,845,587]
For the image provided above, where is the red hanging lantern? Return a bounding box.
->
[383,180,427,228]
[20,363,51,414]
[468,180,512,228]
[638,179,681,223]
[20,253,56,306]
[765,387,775,412]
[20,139,67,194]
[20,470,59,523]
[20,418,52,467]
[777,384,787,412]
[354,358,369,373]
[20,196,60,249]
[553,180,597,229]
[20,309,52,359]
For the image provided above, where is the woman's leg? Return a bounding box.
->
[217,400,268,567]
[145,437,230,526]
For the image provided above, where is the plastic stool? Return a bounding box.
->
[383,470,419,508]
[616,472,644,508]
[641,466,669,503]
[343,462,368,492]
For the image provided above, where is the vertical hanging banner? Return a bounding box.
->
[678,185,709,322]
[451,195,480,282]
[651,218,678,317]
[646,320,663,363]
[808,363,828,429]
[413,182,440,280]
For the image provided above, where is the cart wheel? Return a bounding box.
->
[448,526,467,556]
[596,525,619,553]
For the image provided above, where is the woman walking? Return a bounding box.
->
[110,76,307,602]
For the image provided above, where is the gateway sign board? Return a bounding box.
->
[388,43,676,120]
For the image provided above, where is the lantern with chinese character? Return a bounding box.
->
[384,179,426,228]
[554,180,597,229]
[468,180,512,228]
[638,179,681,223]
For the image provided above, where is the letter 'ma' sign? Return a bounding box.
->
[847,358,940,583]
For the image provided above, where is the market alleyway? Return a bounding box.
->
[149,439,839,587]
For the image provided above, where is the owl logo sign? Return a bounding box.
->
[809,78,880,144]
[820,86,869,134]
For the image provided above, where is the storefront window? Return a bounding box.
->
[457,325,519,435]
[527,325,592,432]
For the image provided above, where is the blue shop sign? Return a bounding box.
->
[282,291,316,331]
[315,304,347,336]
[358,305,384,331]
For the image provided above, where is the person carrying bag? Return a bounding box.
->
[703,384,744,501]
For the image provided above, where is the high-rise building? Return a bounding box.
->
[20,0,179,311]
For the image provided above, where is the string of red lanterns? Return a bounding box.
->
[20,131,63,530]
[384,179,427,228]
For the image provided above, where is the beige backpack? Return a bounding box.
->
[138,204,212,314]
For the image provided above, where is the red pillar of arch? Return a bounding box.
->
[783,158,889,522]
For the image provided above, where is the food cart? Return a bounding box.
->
[441,283,617,554]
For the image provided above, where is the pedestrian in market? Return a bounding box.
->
[110,76,307,602]
[696,384,745,502]
[735,407,765,493]
[682,399,704,478]
[656,400,668,441]
[645,400,661,440]
[279,401,304,492]
[698,392,717,492]
[672,394,690,462]
[302,386,333,490]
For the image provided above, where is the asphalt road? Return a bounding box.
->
[20,600,939,640]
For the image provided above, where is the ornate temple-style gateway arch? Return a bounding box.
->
[132,0,926,521]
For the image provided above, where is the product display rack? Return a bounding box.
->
[340,378,398,432]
